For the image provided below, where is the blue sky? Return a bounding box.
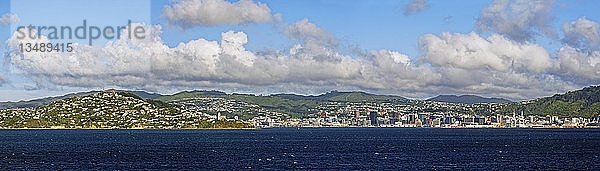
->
[5,0,599,54]
[149,0,600,56]
[4,0,600,52]
[1,0,600,101]
[153,0,493,57]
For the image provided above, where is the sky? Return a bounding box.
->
[0,0,599,101]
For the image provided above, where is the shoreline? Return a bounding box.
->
[0,127,258,130]
[1,127,599,130]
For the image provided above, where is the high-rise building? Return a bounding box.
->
[370,111,378,126]
[408,114,417,124]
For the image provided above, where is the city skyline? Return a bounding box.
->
[2,86,599,129]
[1,0,600,102]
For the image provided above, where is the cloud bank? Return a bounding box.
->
[419,32,575,99]
[2,21,435,98]
[5,22,581,100]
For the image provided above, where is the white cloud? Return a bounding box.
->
[554,18,600,83]
[8,24,249,87]
[477,0,555,42]
[416,31,578,100]
[5,23,363,90]
[221,31,257,66]
[370,50,411,65]
[6,22,447,99]
[562,17,600,51]
[0,13,19,25]
[359,49,440,90]
[162,0,275,28]
[557,46,600,80]
[4,22,582,101]
[404,0,429,16]
[435,67,575,100]
[285,19,337,47]
[419,32,553,73]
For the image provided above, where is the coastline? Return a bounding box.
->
[0,127,259,130]
[2,126,598,130]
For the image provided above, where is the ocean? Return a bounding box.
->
[0,128,599,170]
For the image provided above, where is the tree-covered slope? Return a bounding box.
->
[500,86,600,118]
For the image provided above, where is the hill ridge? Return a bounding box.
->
[428,94,512,104]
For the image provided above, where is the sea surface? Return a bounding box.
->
[0,128,599,170]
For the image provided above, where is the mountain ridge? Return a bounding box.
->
[0,90,534,109]
[3,86,599,119]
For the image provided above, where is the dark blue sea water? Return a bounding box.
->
[0,128,599,170]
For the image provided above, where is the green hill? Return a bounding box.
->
[500,86,600,118]
[6,86,599,119]
[428,95,512,104]
[321,91,409,103]
[158,91,319,115]
[0,90,252,129]
[272,91,409,103]
[157,90,410,116]
[1,91,179,128]
[2,90,409,117]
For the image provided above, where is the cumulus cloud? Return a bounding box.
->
[3,22,584,101]
[283,19,343,63]
[404,0,429,16]
[359,49,441,91]
[285,19,337,47]
[4,22,448,99]
[477,0,555,42]
[18,25,291,87]
[554,18,600,83]
[416,32,578,100]
[435,67,574,100]
[370,50,411,66]
[557,46,600,81]
[419,32,553,73]
[5,23,357,89]
[562,17,600,51]
[162,0,275,28]
[0,13,19,25]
